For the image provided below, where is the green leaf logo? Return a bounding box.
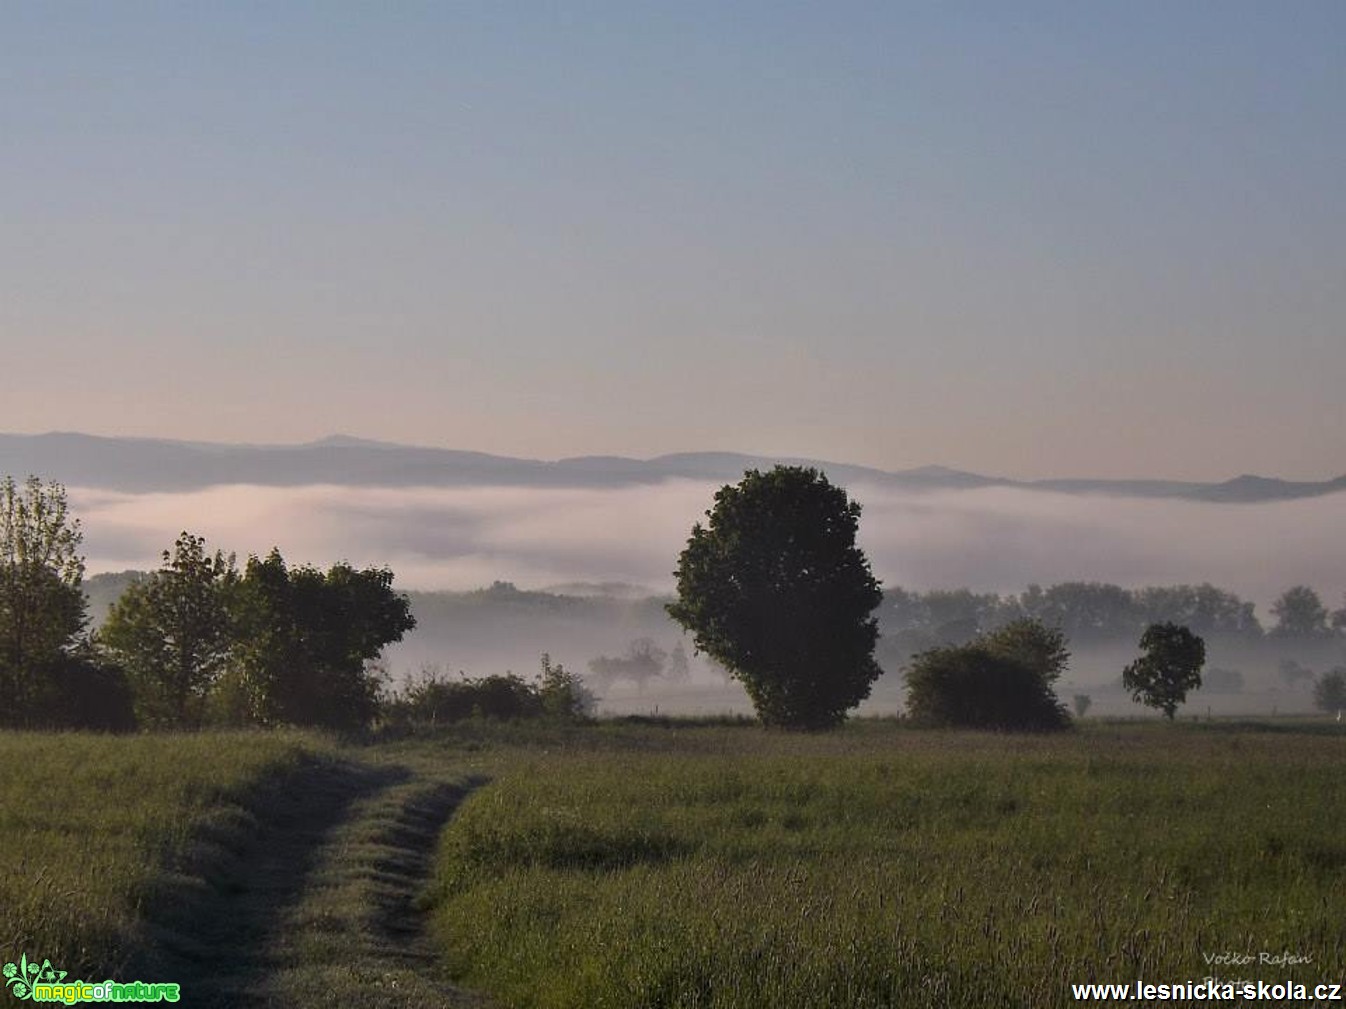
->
[4,954,61,1001]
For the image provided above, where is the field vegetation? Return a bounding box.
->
[0,731,331,972]
[0,729,495,1007]
[3,719,1345,1006]
[428,720,1346,1008]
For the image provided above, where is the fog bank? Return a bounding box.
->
[72,481,1346,613]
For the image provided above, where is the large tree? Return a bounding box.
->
[0,476,88,723]
[232,550,415,732]
[667,466,882,729]
[1123,622,1206,720]
[100,532,236,728]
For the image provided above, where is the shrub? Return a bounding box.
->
[538,653,597,720]
[387,655,594,728]
[29,651,137,732]
[904,618,1070,731]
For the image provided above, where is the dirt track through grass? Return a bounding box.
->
[138,754,491,1007]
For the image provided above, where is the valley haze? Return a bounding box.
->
[4,431,1341,614]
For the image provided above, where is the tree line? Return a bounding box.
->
[7,466,1342,734]
[666,466,1345,730]
[0,476,417,732]
[883,582,1344,651]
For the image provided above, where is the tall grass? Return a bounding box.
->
[0,730,331,974]
[428,723,1346,1008]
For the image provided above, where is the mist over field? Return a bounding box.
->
[72,480,1346,615]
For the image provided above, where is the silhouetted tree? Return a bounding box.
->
[588,638,667,691]
[667,466,882,729]
[232,550,415,732]
[904,618,1070,731]
[101,532,236,728]
[882,587,1020,653]
[0,476,88,725]
[1020,582,1138,642]
[1123,623,1205,720]
[538,653,596,719]
[1313,669,1346,715]
[1270,586,1331,638]
[1134,584,1262,637]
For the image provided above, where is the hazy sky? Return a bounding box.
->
[5,3,1343,480]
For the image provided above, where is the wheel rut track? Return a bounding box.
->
[134,756,492,1007]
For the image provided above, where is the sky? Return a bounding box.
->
[4,2,1344,481]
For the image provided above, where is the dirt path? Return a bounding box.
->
[136,755,493,1007]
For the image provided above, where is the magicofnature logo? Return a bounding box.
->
[2,957,64,1006]
[3,954,64,1000]
[3,955,180,1003]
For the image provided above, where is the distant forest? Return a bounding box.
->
[84,574,1346,702]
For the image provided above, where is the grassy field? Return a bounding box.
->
[0,729,490,1007]
[0,730,331,973]
[4,720,1344,1007]
[427,720,1346,1008]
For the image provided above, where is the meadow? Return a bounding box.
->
[0,731,332,973]
[427,720,1346,1008]
[3,720,1345,1007]
[0,729,494,1007]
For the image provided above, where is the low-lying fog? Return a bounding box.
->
[73,480,1346,610]
[73,481,1346,718]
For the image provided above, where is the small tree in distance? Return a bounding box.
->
[587,638,667,692]
[1270,586,1331,638]
[1313,669,1346,716]
[667,466,883,730]
[538,653,597,720]
[1123,622,1205,720]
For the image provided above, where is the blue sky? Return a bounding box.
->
[4,2,1343,479]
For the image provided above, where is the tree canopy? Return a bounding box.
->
[231,550,416,732]
[0,476,89,724]
[1313,669,1346,715]
[667,466,882,729]
[587,638,668,691]
[101,532,237,728]
[904,618,1070,731]
[1270,586,1331,638]
[1123,623,1206,720]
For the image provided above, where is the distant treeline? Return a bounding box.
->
[879,582,1343,652]
[87,573,1346,688]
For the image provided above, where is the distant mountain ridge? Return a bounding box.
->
[1,431,1342,503]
